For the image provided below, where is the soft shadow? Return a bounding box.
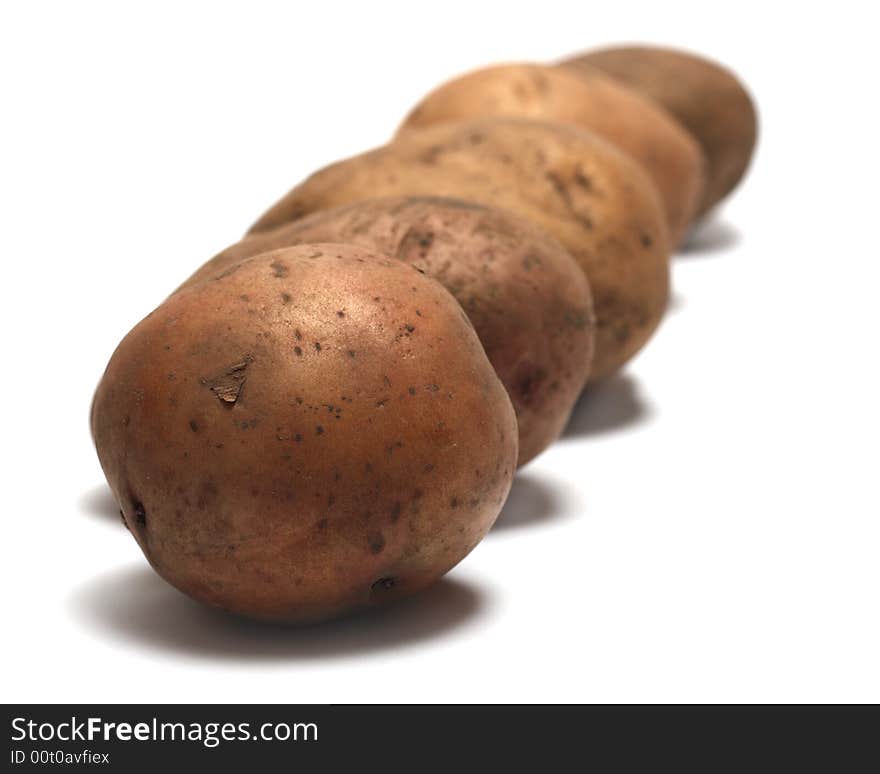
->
[78,483,121,523]
[68,564,486,662]
[679,217,741,257]
[563,374,651,438]
[491,473,565,532]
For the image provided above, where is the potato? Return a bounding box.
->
[562,45,758,216]
[398,63,706,245]
[249,118,670,381]
[182,197,595,466]
[91,244,518,623]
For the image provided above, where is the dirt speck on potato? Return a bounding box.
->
[200,357,252,405]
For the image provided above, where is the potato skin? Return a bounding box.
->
[563,45,757,216]
[398,63,706,245]
[182,197,595,466]
[249,118,669,382]
[92,244,517,623]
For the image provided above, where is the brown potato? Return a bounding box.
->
[562,45,758,216]
[249,118,670,381]
[398,63,706,245]
[182,197,595,466]
[91,244,518,623]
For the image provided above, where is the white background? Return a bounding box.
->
[2,1,878,703]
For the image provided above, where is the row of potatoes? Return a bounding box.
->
[91,45,757,623]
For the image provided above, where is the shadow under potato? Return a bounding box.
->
[563,373,651,439]
[78,483,121,523]
[491,473,566,532]
[69,564,486,662]
[667,290,685,314]
[679,217,741,257]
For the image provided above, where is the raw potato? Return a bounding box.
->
[182,197,596,466]
[91,244,518,623]
[563,45,757,216]
[398,63,706,245]
[249,118,669,381]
